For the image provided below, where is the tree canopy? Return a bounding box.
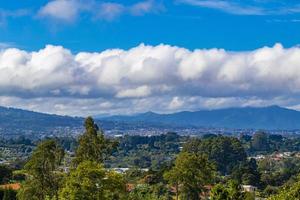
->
[164,152,216,200]
[17,139,64,200]
[74,117,117,165]
[183,136,247,175]
[59,161,126,200]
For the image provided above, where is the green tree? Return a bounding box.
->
[226,181,245,200]
[74,117,117,165]
[210,184,230,200]
[0,165,12,184]
[268,180,300,200]
[251,132,269,152]
[128,183,171,200]
[59,161,126,200]
[231,158,261,187]
[17,139,64,200]
[3,189,17,200]
[183,136,247,175]
[164,152,216,200]
[211,181,250,200]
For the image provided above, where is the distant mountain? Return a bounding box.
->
[2,105,300,138]
[100,106,300,130]
[0,106,84,138]
[0,106,166,138]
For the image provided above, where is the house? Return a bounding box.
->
[242,185,257,193]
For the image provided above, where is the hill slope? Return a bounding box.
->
[0,106,84,137]
[101,106,300,130]
[1,105,300,138]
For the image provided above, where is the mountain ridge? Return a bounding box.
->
[99,105,300,130]
[1,105,300,138]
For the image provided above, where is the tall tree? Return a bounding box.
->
[164,152,216,200]
[17,139,64,200]
[74,117,117,165]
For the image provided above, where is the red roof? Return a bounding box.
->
[0,183,21,190]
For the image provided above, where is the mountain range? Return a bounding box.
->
[100,106,300,130]
[1,105,300,138]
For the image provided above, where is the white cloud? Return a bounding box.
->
[38,0,164,23]
[2,43,300,115]
[116,85,152,98]
[177,0,300,15]
[168,97,184,110]
[96,2,125,21]
[177,0,264,15]
[38,0,82,22]
[130,0,164,16]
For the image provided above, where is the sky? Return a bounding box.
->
[1,0,300,116]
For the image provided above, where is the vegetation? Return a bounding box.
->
[211,180,254,200]
[74,117,117,165]
[164,152,215,200]
[108,132,183,169]
[3,118,300,199]
[59,161,125,200]
[17,139,64,200]
[183,136,247,175]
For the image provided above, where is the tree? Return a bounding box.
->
[183,136,247,175]
[0,165,12,184]
[3,189,17,200]
[74,117,117,165]
[210,184,230,200]
[164,152,216,200]
[17,139,64,200]
[226,181,246,200]
[251,132,269,152]
[268,180,300,200]
[211,181,251,200]
[59,161,126,200]
[128,183,171,200]
[231,158,261,187]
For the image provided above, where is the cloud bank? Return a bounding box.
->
[1,43,300,115]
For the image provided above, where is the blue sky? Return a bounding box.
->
[1,0,300,116]
[1,0,300,52]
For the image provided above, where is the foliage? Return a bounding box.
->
[211,180,254,200]
[210,184,230,200]
[258,157,300,188]
[0,165,12,184]
[74,117,117,165]
[108,132,182,169]
[231,158,261,187]
[251,132,270,152]
[268,180,300,200]
[59,161,126,200]
[128,183,171,200]
[3,188,17,200]
[17,139,64,200]
[183,135,247,175]
[164,152,216,200]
